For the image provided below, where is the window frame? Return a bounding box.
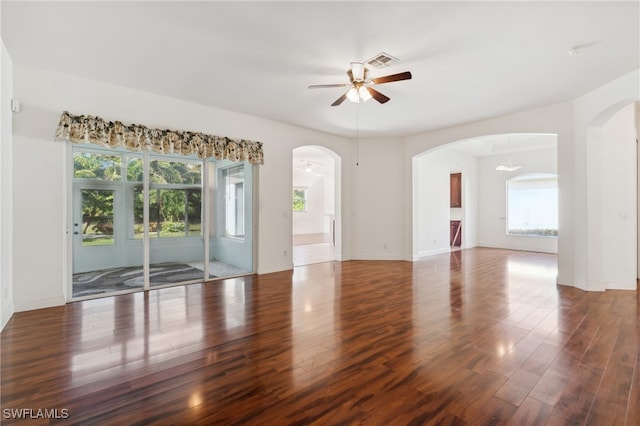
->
[221,164,246,240]
[506,173,558,238]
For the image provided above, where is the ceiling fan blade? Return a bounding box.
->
[371,71,412,85]
[331,92,348,106]
[366,87,390,104]
[308,83,350,89]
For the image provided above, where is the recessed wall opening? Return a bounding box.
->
[413,133,558,259]
[292,146,341,266]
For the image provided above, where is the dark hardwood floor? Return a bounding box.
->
[1,248,638,425]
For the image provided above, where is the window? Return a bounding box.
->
[292,188,307,212]
[135,159,203,238]
[507,173,558,237]
[80,189,115,246]
[73,152,121,180]
[223,165,245,238]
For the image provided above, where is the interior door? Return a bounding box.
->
[73,185,121,273]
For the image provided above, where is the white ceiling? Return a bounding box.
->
[1,1,638,139]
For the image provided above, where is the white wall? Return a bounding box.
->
[477,146,557,253]
[10,64,352,311]
[350,137,405,260]
[416,147,478,257]
[1,37,15,329]
[601,104,636,288]
[571,69,639,291]
[586,104,636,290]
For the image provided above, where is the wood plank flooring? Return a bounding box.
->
[1,248,638,425]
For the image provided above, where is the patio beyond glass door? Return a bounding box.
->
[71,146,254,300]
[148,157,206,287]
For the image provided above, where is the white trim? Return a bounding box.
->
[65,142,73,301]
[1,302,14,330]
[418,248,452,258]
[350,254,405,261]
[15,296,66,312]
[143,149,150,290]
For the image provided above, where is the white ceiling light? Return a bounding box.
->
[568,42,597,56]
[496,134,523,172]
[346,85,372,103]
[495,160,523,172]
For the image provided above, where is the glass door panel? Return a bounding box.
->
[148,156,206,287]
[71,146,254,300]
[73,185,126,297]
[80,189,115,246]
[208,160,253,278]
[72,148,144,298]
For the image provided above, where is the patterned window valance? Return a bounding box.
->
[55,111,264,165]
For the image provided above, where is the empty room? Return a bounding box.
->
[1,1,639,424]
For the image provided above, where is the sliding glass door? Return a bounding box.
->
[70,146,254,300]
[147,156,206,287]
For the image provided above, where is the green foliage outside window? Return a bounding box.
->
[74,152,121,180]
[293,188,306,212]
[74,150,202,239]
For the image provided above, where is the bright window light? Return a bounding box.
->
[507,173,558,237]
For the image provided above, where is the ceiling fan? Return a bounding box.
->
[308,62,412,106]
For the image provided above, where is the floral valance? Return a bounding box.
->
[55,111,264,165]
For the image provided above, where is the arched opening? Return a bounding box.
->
[412,133,558,259]
[292,146,341,266]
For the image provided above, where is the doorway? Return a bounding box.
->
[292,146,339,266]
[70,146,254,299]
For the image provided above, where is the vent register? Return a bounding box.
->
[366,52,399,69]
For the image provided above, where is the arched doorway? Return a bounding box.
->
[585,101,638,289]
[292,146,340,266]
[412,133,558,260]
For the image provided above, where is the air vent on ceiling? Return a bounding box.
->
[366,52,399,69]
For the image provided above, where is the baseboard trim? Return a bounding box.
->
[418,248,451,258]
[14,296,65,312]
[1,302,14,331]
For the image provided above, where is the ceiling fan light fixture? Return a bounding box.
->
[346,87,359,103]
[358,86,371,102]
[309,60,411,106]
[350,62,366,81]
[346,85,372,103]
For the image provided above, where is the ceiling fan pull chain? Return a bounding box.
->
[356,104,359,166]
